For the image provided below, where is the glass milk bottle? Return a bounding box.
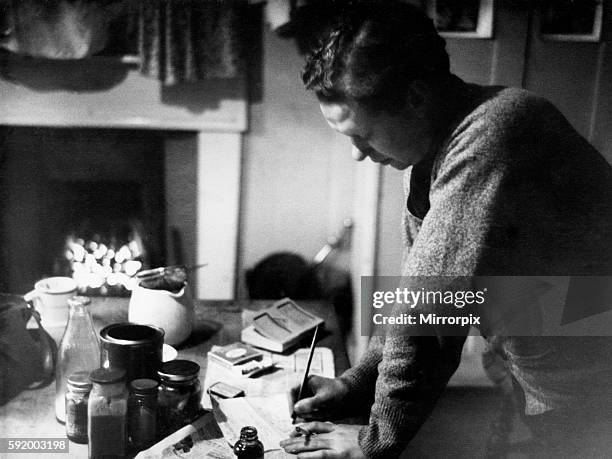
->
[55,296,99,423]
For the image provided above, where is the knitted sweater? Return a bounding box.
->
[339,84,612,458]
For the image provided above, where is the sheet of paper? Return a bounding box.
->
[212,393,293,454]
[202,360,292,410]
[273,347,334,375]
[202,347,335,410]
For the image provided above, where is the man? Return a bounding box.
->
[279,2,612,458]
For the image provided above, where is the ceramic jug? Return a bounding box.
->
[128,284,194,346]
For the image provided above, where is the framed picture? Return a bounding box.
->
[539,0,603,42]
[426,0,494,39]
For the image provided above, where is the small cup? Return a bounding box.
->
[128,284,194,346]
[24,276,78,327]
[100,323,165,382]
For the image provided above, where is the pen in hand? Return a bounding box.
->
[291,324,320,424]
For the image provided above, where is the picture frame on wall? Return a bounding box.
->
[426,0,494,39]
[539,0,603,42]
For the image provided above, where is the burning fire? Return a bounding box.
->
[64,235,144,294]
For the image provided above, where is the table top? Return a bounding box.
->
[0,298,349,458]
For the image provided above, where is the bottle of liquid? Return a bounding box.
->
[233,426,264,459]
[55,296,99,423]
[88,367,128,459]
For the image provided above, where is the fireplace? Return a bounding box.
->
[0,56,246,299]
[0,127,167,295]
[51,181,153,296]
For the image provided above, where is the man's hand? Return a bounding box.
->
[289,376,351,421]
[280,422,365,459]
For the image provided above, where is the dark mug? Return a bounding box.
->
[99,323,164,382]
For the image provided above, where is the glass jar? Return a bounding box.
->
[157,360,202,438]
[88,368,128,459]
[65,371,92,444]
[233,426,264,459]
[56,296,99,423]
[128,378,159,452]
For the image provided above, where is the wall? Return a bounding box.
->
[524,12,612,160]
[238,28,355,297]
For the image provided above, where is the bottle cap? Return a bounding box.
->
[67,296,91,307]
[67,371,93,390]
[130,378,159,394]
[89,367,126,384]
[158,360,200,382]
[239,426,259,441]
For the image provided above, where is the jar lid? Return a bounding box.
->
[130,378,159,394]
[67,371,93,389]
[89,367,126,384]
[67,296,91,307]
[158,359,200,382]
[100,323,164,346]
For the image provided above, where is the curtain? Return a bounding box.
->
[0,0,124,59]
[0,0,247,85]
[136,0,246,85]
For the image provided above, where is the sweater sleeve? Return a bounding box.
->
[337,335,383,404]
[358,98,529,458]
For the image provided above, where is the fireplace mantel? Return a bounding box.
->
[1,60,247,299]
[0,58,247,132]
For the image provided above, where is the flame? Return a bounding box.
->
[65,235,142,292]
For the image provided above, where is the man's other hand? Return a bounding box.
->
[280,422,365,458]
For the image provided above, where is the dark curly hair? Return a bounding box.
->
[302,1,450,113]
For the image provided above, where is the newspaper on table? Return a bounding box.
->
[135,412,233,459]
[211,393,294,456]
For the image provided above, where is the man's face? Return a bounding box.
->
[319,96,434,170]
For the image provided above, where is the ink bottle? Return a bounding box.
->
[233,426,264,459]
